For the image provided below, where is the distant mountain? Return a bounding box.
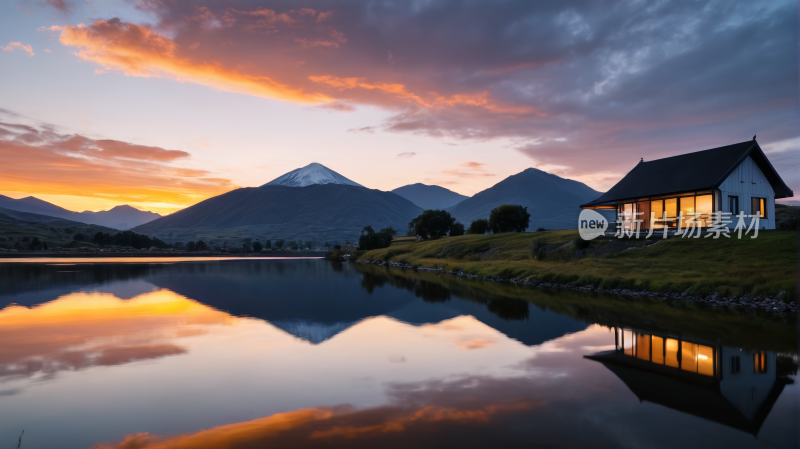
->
[0,195,75,218]
[0,207,116,247]
[446,168,604,230]
[0,195,160,230]
[135,184,422,241]
[263,163,363,188]
[76,205,161,230]
[391,183,469,210]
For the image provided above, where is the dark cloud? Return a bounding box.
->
[56,0,797,194]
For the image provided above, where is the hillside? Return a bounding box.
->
[446,168,603,230]
[391,183,469,210]
[0,195,160,230]
[135,184,423,243]
[356,231,797,299]
[0,207,116,249]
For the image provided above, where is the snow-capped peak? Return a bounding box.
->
[262,163,364,188]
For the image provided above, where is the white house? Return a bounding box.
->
[580,138,793,230]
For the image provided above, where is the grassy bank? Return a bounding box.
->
[356,230,797,298]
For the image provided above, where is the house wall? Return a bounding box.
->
[718,156,775,230]
[718,347,777,420]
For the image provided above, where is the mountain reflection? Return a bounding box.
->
[0,260,796,449]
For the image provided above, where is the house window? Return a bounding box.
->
[754,352,767,373]
[751,197,767,218]
[731,356,741,374]
[729,196,739,215]
[695,194,713,227]
[664,198,678,227]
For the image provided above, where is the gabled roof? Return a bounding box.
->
[581,140,794,208]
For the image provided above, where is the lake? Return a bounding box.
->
[0,258,797,448]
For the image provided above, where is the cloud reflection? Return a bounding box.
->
[0,290,233,381]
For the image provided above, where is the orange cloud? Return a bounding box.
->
[0,117,233,213]
[3,41,35,56]
[51,16,532,120]
[57,19,330,104]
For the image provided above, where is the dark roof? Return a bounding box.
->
[581,140,794,207]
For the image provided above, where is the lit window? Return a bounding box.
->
[754,352,768,373]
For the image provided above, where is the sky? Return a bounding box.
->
[0,0,797,215]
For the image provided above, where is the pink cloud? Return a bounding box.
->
[3,41,35,56]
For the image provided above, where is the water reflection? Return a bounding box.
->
[0,260,796,448]
[586,328,796,436]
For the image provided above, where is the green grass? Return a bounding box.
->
[357,230,798,298]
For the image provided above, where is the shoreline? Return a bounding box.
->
[354,259,799,314]
[0,251,327,259]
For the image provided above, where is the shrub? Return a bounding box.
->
[489,205,531,233]
[536,227,547,232]
[359,225,398,250]
[450,222,465,236]
[529,241,547,260]
[467,219,490,235]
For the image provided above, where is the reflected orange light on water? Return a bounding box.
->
[93,401,538,448]
[0,290,235,378]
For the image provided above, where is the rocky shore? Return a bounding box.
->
[356,259,799,313]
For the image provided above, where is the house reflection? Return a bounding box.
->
[585,327,794,436]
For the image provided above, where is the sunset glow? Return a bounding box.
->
[1,0,797,213]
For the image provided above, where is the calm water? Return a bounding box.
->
[0,259,797,448]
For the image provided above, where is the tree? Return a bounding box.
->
[289,240,299,250]
[253,240,263,252]
[468,218,490,235]
[186,241,196,251]
[73,233,87,242]
[242,241,252,252]
[265,240,272,249]
[31,237,42,250]
[406,216,420,236]
[358,226,397,250]
[449,222,465,236]
[174,242,185,249]
[196,240,208,251]
[488,204,530,233]
[411,210,457,240]
[275,239,285,249]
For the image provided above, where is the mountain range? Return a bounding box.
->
[0,195,160,230]
[391,183,468,210]
[446,168,604,231]
[133,162,603,242]
[135,164,422,242]
[5,162,604,243]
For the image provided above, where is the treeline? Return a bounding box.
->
[358,204,533,251]
[89,231,168,249]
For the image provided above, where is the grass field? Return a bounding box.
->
[356,230,798,298]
